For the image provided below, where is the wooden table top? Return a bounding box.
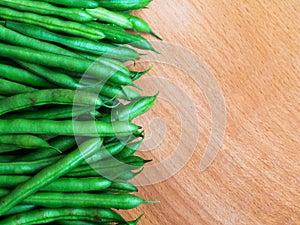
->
[124,1,299,224]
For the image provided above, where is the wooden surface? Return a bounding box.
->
[124,1,299,224]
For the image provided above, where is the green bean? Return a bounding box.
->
[0,155,61,175]
[0,208,126,225]
[6,21,139,61]
[16,192,156,209]
[66,163,134,178]
[0,205,36,217]
[0,63,54,88]
[120,12,162,39]
[16,136,76,161]
[119,214,144,225]
[0,119,141,137]
[101,95,157,122]
[0,43,132,85]
[130,66,153,81]
[0,0,94,22]
[0,134,56,150]
[0,176,112,192]
[114,140,143,159]
[98,0,152,11]
[56,220,107,225]
[0,154,16,163]
[0,7,104,40]
[117,169,143,181]
[0,138,103,215]
[85,141,126,164]
[0,25,80,59]
[15,61,81,89]
[33,0,100,9]
[0,145,21,154]
[109,181,138,192]
[2,106,99,120]
[0,89,102,116]
[86,7,133,29]
[90,83,140,100]
[0,79,37,95]
[86,22,156,51]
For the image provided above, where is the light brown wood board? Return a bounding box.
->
[123,1,299,224]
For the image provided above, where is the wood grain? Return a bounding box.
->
[124,1,300,224]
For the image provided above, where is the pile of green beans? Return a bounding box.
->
[0,0,160,224]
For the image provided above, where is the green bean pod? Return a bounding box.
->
[101,94,157,122]
[0,89,102,116]
[0,0,95,22]
[0,25,80,59]
[120,12,162,39]
[0,7,104,40]
[0,176,112,192]
[86,7,133,28]
[0,134,55,149]
[34,0,100,8]
[0,155,61,175]
[97,0,152,11]
[2,106,99,120]
[0,208,126,225]
[0,138,103,215]
[86,22,156,51]
[0,43,132,85]
[0,205,36,217]
[114,140,143,159]
[15,61,80,89]
[15,136,76,161]
[0,63,54,88]
[17,192,156,209]
[0,79,37,95]
[0,119,141,137]
[6,21,139,61]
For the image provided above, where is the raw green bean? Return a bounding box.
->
[120,12,162,39]
[0,155,61,175]
[33,0,100,8]
[0,25,80,59]
[98,0,152,11]
[6,21,139,61]
[86,7,133,29]
[0,205,36,217]
[109,181,138,192]
[1,106,99,120]
[0,134,55,149]
[0,208,126,225]
[0,78,36,95]
[0,43,132,85]
[15,61,80,89]
[86,22,156,51]
[101,95,157,122]
[0,119,141,137]
[0,154,16,163]
[0,63,55,88]
[117,169,143,181]
[0,0,95,22]
[0,7,104,40]
[0,138,103,215]
[0,89,102,116]
[114,140,143,159]
[18,192,156,209]
[0,176,112,192]
[85,141,126,164]
[16,136,76,161]
[90,83,140,100]
[0,145,21,154]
